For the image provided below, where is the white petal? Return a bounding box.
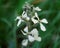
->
[30,28,38,36]
[26,17,30,21]
[16,16,24,27]
[34,7,41,11]
[36,37,41,41]
[35,12,38,17]
[28,35,35,42]
[15,16,20,20]
[21,30,27,35]
[35,12,39,20]
[40,19,48,24]
[17,19,22,27]
[22,39,28,46]
[40,23,46,31]
[31,18,38,24]
[22,11,27,18]
[24,26,28,32]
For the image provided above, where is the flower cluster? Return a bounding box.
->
[15,2,48,47]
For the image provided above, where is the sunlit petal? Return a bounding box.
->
[40,23,46,31]
[21,30,27,35]
[34,7,41,11]
[28,35,35,42]
[31,18,38,24]
[35,12,38,17]
[17,19,22,27]
[36,37,41,41]
[40,18,48,24]
[15,16,20,20]
[22,39,28,46]
[30,28,38,36]
[24,26,28,32]
[35,12,39,20]
[22,11,27,18]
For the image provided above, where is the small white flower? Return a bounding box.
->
[33,7,41,11]
[30,28,41,41]
[15,16,24,27]
[21,26,41,42]
[31,17,48,31]
[22,39,28,46]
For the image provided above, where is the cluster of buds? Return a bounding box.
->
[15,2,48,47]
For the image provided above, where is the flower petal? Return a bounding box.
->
[40,18,48,24]
[28,35,35,42]
[30,28,38,36]
[35,12,39,20]
[34,7,41,11]
[21,30,27,35]
[31,18,38,24]
[15,16,20,20]
[36,37,41,41]
[17,19,22,27]
[24,26,28,33]
[22,11,27,18]
[22,39,28,46]
[40,23,46,31]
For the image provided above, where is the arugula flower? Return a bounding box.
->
[32,18,48,31]
[21,26,41,46]
[31,12,48,31]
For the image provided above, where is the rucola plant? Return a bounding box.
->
[16,2,48,48]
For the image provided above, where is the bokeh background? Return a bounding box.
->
[0,0,60,48]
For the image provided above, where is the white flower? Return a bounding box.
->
[31,17,48,31]
[22,11,30,21]
[21,26,41,46]
[33,7,41,11]
[15,16,24,27]
[30,28,41,41]
[21,26,41,42]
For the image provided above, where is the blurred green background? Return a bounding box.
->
[0,0,60,48]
